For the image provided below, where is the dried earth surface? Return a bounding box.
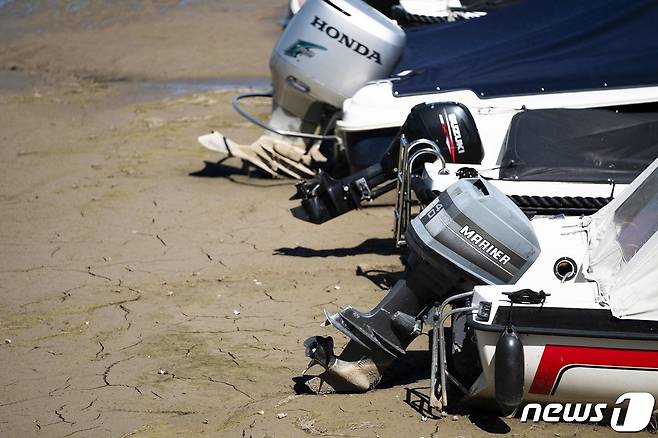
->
[0,1,640,436]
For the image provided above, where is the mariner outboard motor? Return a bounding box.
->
[303,177,540,392]
[292,102,484,223]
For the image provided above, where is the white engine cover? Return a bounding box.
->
[271,0,405,119]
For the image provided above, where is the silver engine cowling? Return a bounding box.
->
[271,0,406,125]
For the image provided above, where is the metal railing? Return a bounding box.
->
[427,292,476,410]
[393,135,446,247]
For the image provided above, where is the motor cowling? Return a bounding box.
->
[272,0,405,125]
[403,102,484,165]
[345,102,484,171]
[407,178,540,285]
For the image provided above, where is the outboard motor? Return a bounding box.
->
[201,0,406,178]
[272,0,405,126]
[292,102,483,223]
[302,177,540,392]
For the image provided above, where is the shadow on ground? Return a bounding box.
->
[274,238,400,258]
[190,159,296,188]
[356,266,403,290]
[291,349,431,394]
[468,413,512,434]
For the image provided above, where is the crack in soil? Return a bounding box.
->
[60,286,84,302]
[156,234,167,247]
[171,326,289,335]
[90,356,143,395]
[184,344,199,358]
[86,267,112,282]
[257,290,293,304]
[48,376,72,396]
[117,278,143,294]
[218,346,240,367]
[204,375,252,399]
[0,264,60,274]
[180,312,221,319]
[0,396,45,408]
[310,298,339,311]
[118,304,132,330]
[119,337,143,351]
[33,346,63,356]
[201,247,213,261]
[169,372,251,399]
[63,426,100,437]
[112,408,196,416]
[95,341,105,359]
[89,293,141,312]
[54,405,75,425]
[81,397,98,411]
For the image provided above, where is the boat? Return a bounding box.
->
[291,105,658,234]
[430,155,658,424]
[200,0,513,178]
[290,0,504,22]
[301,157,658,426]
[403,107,658,244]
[289,0,658,230]
[338,0,658,173]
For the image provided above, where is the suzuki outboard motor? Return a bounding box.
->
[303,177,540,392]
[292,102,483,223]
[201,0,406,178]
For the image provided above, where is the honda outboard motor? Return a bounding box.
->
[272,0,406,126]
[303,177,540,392]
[201,0,405,178]
[292,102,483,223]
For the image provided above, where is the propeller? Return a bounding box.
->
[303,335,336,372]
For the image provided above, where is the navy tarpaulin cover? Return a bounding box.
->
[392,0,658,98]
[498,109,658,184]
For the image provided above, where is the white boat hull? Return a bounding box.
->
[338,82,658,167]
[471,330,658,404]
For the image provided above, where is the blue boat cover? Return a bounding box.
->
[392,0,658,98]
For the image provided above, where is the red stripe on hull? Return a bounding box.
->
[529,345,658,395]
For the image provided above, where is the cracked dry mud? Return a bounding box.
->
[0,1,643,437]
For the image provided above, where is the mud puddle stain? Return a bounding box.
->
[109,78,271,103]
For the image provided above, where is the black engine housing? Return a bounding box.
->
[404,102,484,165]
[293,102,483,224]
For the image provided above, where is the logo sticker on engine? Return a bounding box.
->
[309,16,383,65]
[419,199,527,281]
[420,202,444,224]
[459,225,512,266]
[284,40,327,59]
